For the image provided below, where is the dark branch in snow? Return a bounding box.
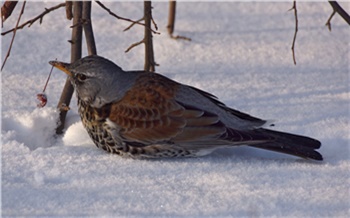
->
[166,1,191,41]
[56,1,83,135]
[325,11,336,31]
[124,1,159,72]
[169,34,192,41]
[125,39,144,53]
[326,1,350,31]
[94,0,159,35]
[289,1,298,65]
[65,1,73,20]
[143,1,157,72]
[1,1,26,71]
[124,17,143,32]
[1,3,66,36]
[82,1,97,55]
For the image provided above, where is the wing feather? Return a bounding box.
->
[107,73,225,144]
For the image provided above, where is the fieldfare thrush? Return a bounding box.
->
[50,55,322,160]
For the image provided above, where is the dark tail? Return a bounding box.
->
[248,129,323,161]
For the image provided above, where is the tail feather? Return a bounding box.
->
[248,129,323,161]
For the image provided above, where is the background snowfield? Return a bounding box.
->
[1,1,349,217]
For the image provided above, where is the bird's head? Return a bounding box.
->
[50,55,130,108]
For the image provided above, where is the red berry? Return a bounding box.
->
[37,93,47,108]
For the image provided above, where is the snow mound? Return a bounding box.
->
[2,107,59,150]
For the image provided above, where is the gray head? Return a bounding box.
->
[50,55,134,108]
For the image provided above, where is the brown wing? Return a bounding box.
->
[107,73,225,144]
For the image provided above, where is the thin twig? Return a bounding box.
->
[125,39,144,53]
[70,19,90,28]
[124,17,143,32]
[94,0,159,34]
[290,1,298,65]
[328,1,350,25]
[166,1,191,41]
[65,1,73,20]
[124,15,159,32]
[170,34,191,41]
[1,3,66,36]
[325,11,336,31]
[326,1,350,31]
[42,58,56,93]
[1,1,26,71]
[151,14,158,31]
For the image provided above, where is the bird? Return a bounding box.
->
[49,55,323,161]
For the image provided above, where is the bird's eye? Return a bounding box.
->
[76,73,87,81]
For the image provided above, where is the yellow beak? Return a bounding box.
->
[49,61,73,77]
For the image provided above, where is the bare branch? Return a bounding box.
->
[167,1,176,35]
[94,0,159,34]
[150,13,158,31]
[143,1,156,72]
[1,3,66,36]
[329,1,350,25]
[70,19,89,28]
[124,13,159,33]
[56,1,83,134]
[123,17,143,32]
[1,1,26,71]
[326,1,350,31]
[166,1,191,41]
[82,1,97,55]
[170,34,191,41]
[125,39,144,53]
[290,1,298,65]
[325,11,336,31]
[125,2,158,72]
[65,1,73,20]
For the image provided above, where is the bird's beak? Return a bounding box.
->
[49,61,73,77]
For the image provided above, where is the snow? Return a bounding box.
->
[1,1,349,217]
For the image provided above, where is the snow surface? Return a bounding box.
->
[1,1,350,217]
